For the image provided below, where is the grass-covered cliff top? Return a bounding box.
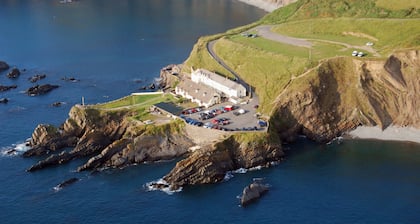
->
[182,0,420,115]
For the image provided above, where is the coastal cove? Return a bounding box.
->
[1,1,419,223]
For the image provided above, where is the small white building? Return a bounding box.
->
[191,69,247,98]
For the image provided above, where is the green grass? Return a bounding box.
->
[262,0,420,22]
[93,93,165,109]
[91,93,180,122]
[214,38,308,113]
[228,34,310,58]
[272,18,420,55]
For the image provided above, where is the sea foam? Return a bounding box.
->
[1,141,31,157]
[145,178,182,195]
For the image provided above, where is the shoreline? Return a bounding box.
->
[346,126,420,144]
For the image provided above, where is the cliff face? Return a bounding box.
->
[25,103,284,189]
[164,134,284,190]
[25,106,195,172]
[271,50,420,143]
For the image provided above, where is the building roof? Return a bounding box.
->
[194,69,246,91]
[177,78,219,103]
[153,102,184,116]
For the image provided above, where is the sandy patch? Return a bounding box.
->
[342,31,379,42]
[347,126,420,144]
[236,0,296,12]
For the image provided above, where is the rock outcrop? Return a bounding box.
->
[28,74,46,83]
[164,134,283,190]
[25,105,195,172]
[271,50,420,143]
[159,64,182,90]
[240,180,270,206]
[7,68,20,79]
[0,85,17,92]
[26,84,60,96]
[0,61,9,72]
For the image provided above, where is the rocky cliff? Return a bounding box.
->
[271,50,420,143]
[24,105,195,172]
[25,103,284,189]
[164,133,283,190]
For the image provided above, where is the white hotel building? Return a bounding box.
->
[191,69,247,98]
[175,68,247,107]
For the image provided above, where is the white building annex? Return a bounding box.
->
[191,69,247,98]
[175,78,221,108]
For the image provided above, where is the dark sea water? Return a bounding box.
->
[0,1,419,223]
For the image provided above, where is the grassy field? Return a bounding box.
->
[93,93,166,109]
[271,18,420,55]
[90,93,181,121]
[262,0,420,23]
[214,38,308,113]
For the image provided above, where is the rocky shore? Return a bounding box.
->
[23,91,284,189]
[22,49,420,192]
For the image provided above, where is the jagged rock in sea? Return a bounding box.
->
[23,124,78,157]
[240,181,269,206]
[26,84,59,96]
[0,61,9,72]
[163,135,284,190]
[0,85,17,92]
[0,98,9,104]
[54,178,79,191]
[7,68,20,79]
[28,74,47,83]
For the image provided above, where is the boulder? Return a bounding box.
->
[28,74,47,83]
[0,98,9,104]
[0,61,9,72]
[240,181,270,207]
[0,85,17,92]
[26,84,59,96]
[7,68,20,79]
[54,178,79,190]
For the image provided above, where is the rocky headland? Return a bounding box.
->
[23,49,420,190]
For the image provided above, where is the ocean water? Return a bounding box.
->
[0,1,419,223]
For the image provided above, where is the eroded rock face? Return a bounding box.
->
[25,105,194,173]
[272,50,420,143]
[164,136,284,190]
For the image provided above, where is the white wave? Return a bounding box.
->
[144,178,182,195]
[223,172,234,181]
[1,141,31,157]
[53,186,62,192]
[233,168,248,174]
[327,136,344,145]
[249,165,262,171]
[270,161,281,166]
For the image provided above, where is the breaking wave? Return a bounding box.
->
[144,178,182,195]
[1,140,31,157]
